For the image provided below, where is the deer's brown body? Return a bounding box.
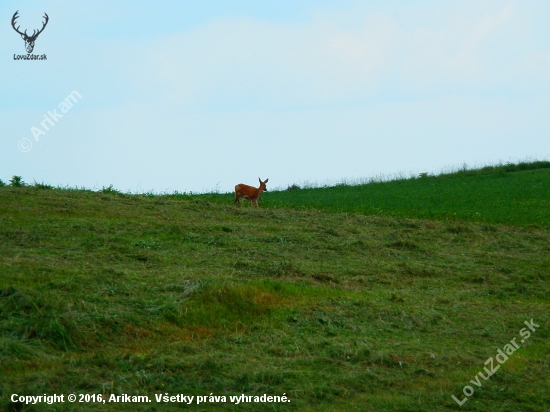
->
[234,178,268,207]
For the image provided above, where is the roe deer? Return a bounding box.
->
[234,178,268,207]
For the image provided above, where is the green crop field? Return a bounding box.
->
[1,162,549,411]
[197,161,550,228]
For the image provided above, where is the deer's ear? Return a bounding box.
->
[259,177,261,183]
[264,179,269,183]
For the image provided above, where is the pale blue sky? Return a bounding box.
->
[1,1,549,192]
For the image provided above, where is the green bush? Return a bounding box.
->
[9,176,25,187]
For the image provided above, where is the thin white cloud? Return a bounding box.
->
[146,4,549,110]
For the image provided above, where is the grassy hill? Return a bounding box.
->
[198,161,550,227]
[1,163,549,411]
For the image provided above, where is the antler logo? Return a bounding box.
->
[11,10,49,54]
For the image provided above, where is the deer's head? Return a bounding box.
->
[259,178,269,192]
[12,11,49,53]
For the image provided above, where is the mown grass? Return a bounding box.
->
[1,163,549,411]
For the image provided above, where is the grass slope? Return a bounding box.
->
[199,161,550,227]
[1,164,549,411]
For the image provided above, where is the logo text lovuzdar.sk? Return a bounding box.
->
[11,10,49,60]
